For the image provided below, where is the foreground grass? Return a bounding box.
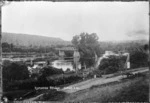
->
[62,72,149,102]
[35,89,67,101]
[106,75,149,102]
[2,90,32,101]
[34,72,149,102]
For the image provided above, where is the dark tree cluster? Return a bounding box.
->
[2,42,14,52]
[3,61,29,81]
[2,61,30,91]
[2,42,57,54]
[72,33,101,67]
[98,55,127,74]
[39,66,64,79]
[130,51,148,68]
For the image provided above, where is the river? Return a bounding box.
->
[52,60,81,71]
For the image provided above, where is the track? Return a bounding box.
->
[62,67,149,93]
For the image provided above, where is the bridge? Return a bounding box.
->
[2,52,57,59]
[56,47,80,71]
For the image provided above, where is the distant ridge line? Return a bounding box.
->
[2,32,71,47]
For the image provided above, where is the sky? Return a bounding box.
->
[2,1,149,41]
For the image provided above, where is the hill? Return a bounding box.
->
[1,32,148,50]
[2,32,71,47]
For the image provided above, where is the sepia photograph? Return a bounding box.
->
[0,0,149,102]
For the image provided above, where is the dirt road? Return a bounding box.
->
[23,67,148,101]
[62,67,149,93]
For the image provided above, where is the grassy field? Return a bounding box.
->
[34,71,149,102]
[62,72,149,102]
[35,89,67,101]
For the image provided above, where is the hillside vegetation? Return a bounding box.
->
[2,32,71,47]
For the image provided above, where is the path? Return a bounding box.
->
[23,67,149,101]
[62,67,149,93]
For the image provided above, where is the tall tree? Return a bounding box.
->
[72,33,100,68]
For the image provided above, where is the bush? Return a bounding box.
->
[4,79,37,91]
[4,73,82,91]
[40,66,64,77]
[3,62,29,81]
[99,55,126,74]
[3,62,30,91]
[130,51,148,68]
[47,75,82,86]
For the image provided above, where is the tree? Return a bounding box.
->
[3,62,29,81]
[39,66,64,80]
[2,42,12,52]
[72,33,100,67]
[98,55,126,74]
[2,42,10,48]
[130,51,148,68]
[72,35,80,47]
[37,66,64,86]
